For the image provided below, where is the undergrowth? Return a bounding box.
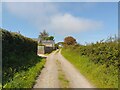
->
[61,48,118,88]
[3,59,46,88]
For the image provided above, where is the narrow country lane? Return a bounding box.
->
[56,50,95,88]
[33,51,59,88]
[33,49,95,88]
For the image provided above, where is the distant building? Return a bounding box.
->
[57,42,64,47]
[41,40,55,48]
[37,39,55,54]
[37,30,55,54]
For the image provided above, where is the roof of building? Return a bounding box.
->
[41,40,55,44]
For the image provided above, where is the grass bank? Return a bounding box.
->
[56,60,69,88]
[3,58,46,88]
[61,48,118,88]
[0,84,1,89]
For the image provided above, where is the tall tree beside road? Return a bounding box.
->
[64,36,77,46]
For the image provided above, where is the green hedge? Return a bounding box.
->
[2,29,37,57]
[77,40,118,68]
[1,28,39,85]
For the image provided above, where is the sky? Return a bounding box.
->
[1,2,118,44]
[1,0,119,2]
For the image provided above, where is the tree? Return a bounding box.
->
[49,36,54,40]
[39,30,49,40]
[64,36,77,46]
[42,36,54,40]
[38,30,49,43]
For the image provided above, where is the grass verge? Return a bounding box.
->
[56,60,69,88]
[0,84,2,89]
[61,48,118,88]
[3,59,46,88]
[55,49,60,54]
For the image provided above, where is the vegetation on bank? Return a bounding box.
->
[3,59,46,88]
[61,36,118,88]
[0,84,1,89]
[1,29,45,88]
[56,60,69,88]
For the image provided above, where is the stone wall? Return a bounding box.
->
[37,46,45,54]
[37,46,54,54]
[45,47,53,53]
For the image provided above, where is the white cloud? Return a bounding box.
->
[48,13,102,35]
[4,2,103,35]
[5,2,59,27]
[5,3,58,18]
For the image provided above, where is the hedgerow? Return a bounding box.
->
[74,38,119,68]
[1,28,40,86]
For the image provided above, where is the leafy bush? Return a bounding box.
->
[79,40,118,68]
